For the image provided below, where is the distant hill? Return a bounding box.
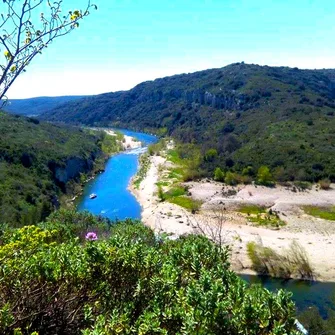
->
[3,95,87,116]
[41,63,335,182]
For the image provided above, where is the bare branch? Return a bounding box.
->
[0,0,96,101]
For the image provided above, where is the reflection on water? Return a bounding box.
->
[241,274,335,317]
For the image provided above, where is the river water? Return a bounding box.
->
[78,129,335,317]
[241,274,335,317]
[77,129,157,220]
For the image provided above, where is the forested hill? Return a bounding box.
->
[3,95,86,116]
[0,112,117,226]
[41,63,335,182]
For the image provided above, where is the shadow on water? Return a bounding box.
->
[241,274,335,317]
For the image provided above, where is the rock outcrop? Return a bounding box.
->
[48,151,101,191]
[54,157,94,185]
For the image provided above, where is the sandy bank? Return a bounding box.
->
[104,129,141,150]
[130,153,335,281]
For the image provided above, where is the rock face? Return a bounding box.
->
[184,90,248,110]
[136,88,249,111]
[49,152,100,191]
[55,157,93,184]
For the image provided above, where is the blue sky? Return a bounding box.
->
[6,0,335,98]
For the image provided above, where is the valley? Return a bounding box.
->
[1,64,335,335]
[2,0,335,332]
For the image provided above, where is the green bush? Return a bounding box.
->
[247,241,314,280]
[148,139,166,156]
[214,167,225,181]
[133,153,150,189]
[224,171,239,185]
[242,166,255,176]
[204,148,218,162]
[319,178,331,190]
[0,211,299,334]
[157,185,165,202]
[257,166,274,186]
[293,181,312,191]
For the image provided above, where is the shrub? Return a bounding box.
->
[319,178,331,190]
[257,166,274,186]
[0,215,299,334]
[157,185,165,201]
[247,240,314,280]
[148,139,166,156]
[133,153,150,189]
[242,166,254,176]
[240,174,253,184]
[224,171,238,185]
[214,167,225,181]
[293,181,312,191]
[204,148,218,162]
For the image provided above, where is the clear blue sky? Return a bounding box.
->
[7,0,335,98]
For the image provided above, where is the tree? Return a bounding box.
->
[257,165,274,186]
[224,171,238,185]
[0,0,97,102]
[214,167,225,181]
[204,148,218,162]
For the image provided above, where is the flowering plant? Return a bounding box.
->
[85,232,98,241]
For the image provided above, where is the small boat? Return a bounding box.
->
[89,193,97,199]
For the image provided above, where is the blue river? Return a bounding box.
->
[77,129,157,220]
[78,129,335,318]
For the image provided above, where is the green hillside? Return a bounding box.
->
[3,95,86,116]
[0,112,117,226]
[41,63,335,182]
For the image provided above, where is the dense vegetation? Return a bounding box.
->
[3,96,86,116]
[0,210,301,335]
[0,112,119,226]
[41,63,335,183]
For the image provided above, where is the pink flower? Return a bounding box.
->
[85,232,98,241]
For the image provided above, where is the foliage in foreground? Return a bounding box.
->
[0,210,299,334]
